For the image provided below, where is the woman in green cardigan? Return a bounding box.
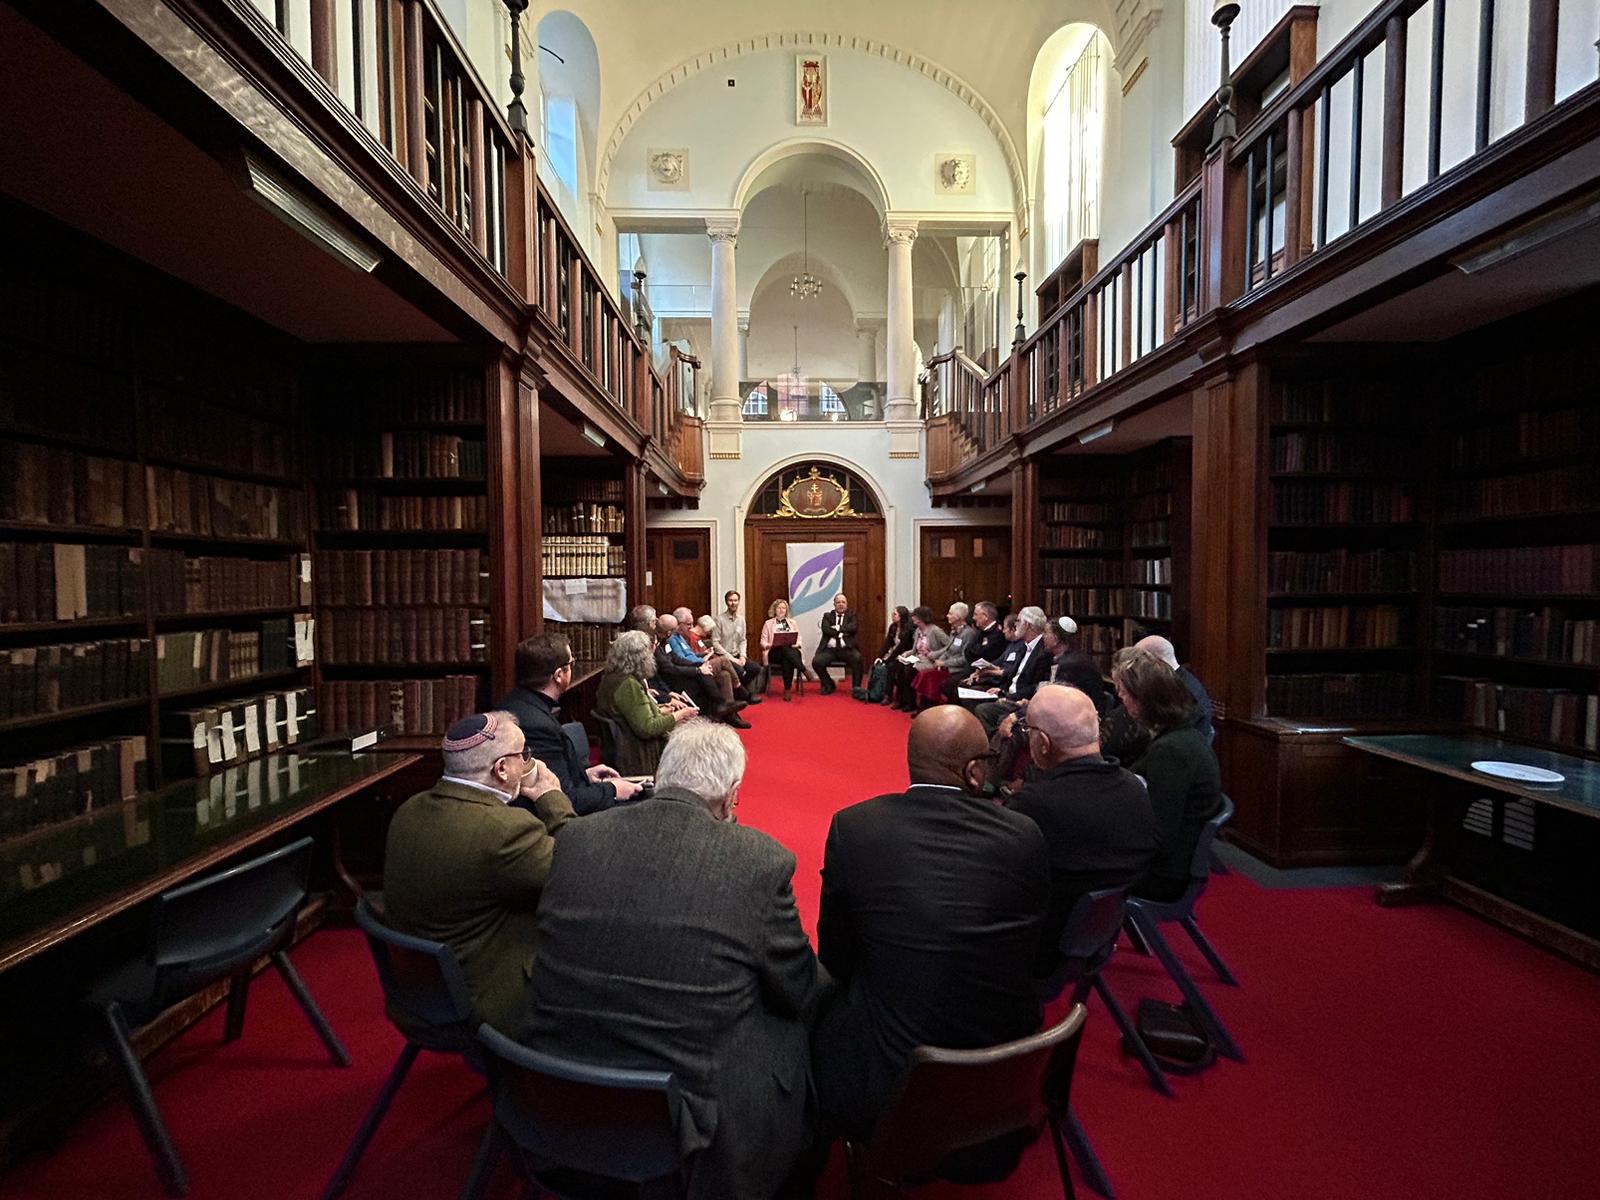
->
[595,630,695,775]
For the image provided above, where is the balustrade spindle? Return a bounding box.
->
[1263,129,1276,283]
[1349,55,1365,232]
[1476,0,1496,152]
[1428,0,1446,179]
[1318,85,1332,246]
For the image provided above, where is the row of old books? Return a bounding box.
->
[1267,549,1416,594]
[318,608,489,665]
[0,735,149,840]
[316,490,487,533]
[145,550,310,614]
[1077,623,1120,660]
[1268,605,1410,650]
[549,478,625,503]
[540,537,625,578]
[0,543,144,624]
[316,433,486,480]
[1440,464,1600,521]
[146,466,305,541]
[1131,557,1172,585]
[1270,431,1406,474]
[549,621,612,669]
[1437,544,1599,595]
[1131,520,1170,548]
[335,372,485,425]
[1039,557,1122,585]
[1271,380,1397,424]
[1128,462,1172,494]
[320,676,481,736]
[1435,606,1600,665]
[2,262,133,367]
[1436,676,1599,752]
[154,619,306,693]
[0,638,149,721]
[2,348,136,446]
[1272,480,1414,524]
[160,686,318,779]
[1040,587,1123,616]
[0,445,142,529]
[1266,672,1411,719]
[315,549,488,606]
[1040,525,1117,550]
[147,390,298,480]
[544,504,625,535]
[1129,492,1172,521]
[1445,407,1600,471]
[1042,500,1113,523]
[1127,590,1173,621]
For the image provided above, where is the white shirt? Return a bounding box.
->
[440,775,514,805]
[1008,634,1044,696]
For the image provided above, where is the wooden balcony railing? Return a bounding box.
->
[930,0,1596,482]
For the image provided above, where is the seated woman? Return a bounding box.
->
[871,606,914,705]
[889,606,950,712]
[912,601,976,708]
[759,598,807,701]
[1100,646,1152,765]
[1112,649,1223,902]
[595,630,694,775]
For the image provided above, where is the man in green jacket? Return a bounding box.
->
[382,711,575,1040]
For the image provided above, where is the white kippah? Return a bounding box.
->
[1057,616,1078,636]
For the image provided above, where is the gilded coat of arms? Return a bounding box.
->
[775,467,856,519]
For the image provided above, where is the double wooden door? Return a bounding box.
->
[920,525,1010,613]
[743,518,886,653]
[643,527,712,619]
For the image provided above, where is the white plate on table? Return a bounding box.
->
[1470,761,1565,785]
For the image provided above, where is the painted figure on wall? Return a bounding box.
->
[797,56,826,125]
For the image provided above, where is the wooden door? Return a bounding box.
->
[920,526,1010,613]
[643,527,712,619]
[743,518,886,651]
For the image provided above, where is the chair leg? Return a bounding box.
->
[1046,1117,1077,1200]
[1131,912,1244,1062]
[319,1042,422,1200]
[100,1002,190,1197]
[270,950,351,1066]
[1210,845,1232,875]
[1121,917,1151,957]
[844,1140,866,1200]
[461,1122,504,1200]
[222,971,251,1043]
[1090,974,1173,1098]
[1062,1107,1113,1199]
[1180,915,1240,986]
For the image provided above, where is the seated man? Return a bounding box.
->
[497,633,643,815]
[972,606,1054,735]
[939,601,1007,702]
[656,613,749,728]
[813,706,1049,1156]
[811,592,863,695]
[1005,685,1156,974]
[951,611,1023,697]
[712,589,765,695]
[382,712,574,1040]
[1134,634,1215,743]
[525,720,821,1199]
[674,605,758,704]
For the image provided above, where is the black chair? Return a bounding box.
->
[561,720,589,769]
[592,713,625,769]
[320,898,484,1200]
[464,1023,695,1200]
[1125,795,1244,1061]
[845,1004,1089,1200]
[86,836,348,1197]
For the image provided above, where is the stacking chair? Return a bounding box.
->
[85,836,349,1197]
[845,1004,1089,1200]
[464,1024,696,1200]
[592,713,624,767]
[1125,795,1244,1062]
[561,721,590,769]
[320,898,484,1200]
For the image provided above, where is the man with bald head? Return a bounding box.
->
[813,705,1050,1146]
[1133,634,1214,743]
[1006,684,1156,974]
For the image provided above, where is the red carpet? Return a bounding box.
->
[6,692,1600,1198]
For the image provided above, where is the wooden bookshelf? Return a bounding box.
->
[540,466,629,678]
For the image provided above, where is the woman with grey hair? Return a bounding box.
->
[595,630,695,775]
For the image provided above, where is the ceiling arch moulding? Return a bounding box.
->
[597,31,1028,228]
[733,137,892,216]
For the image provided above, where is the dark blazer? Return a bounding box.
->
[818,609,859,652]
[1131,727,1224,900]
[498,684,617,815]
[966,622,1009,668]
[383,780,575,1040]
[1178,666,1216,742]
[998,637,1053,701]
[876,620,913,661]
[1051,649,1111,715]
[1007,756,1157,972]
[813,784,1049,1139]
[525,790,820,1199]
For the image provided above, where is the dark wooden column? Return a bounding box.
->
[309,0,338,88]
[487,354,541,697]
[516,361,543,646]
[402,0,427,186]
[1009,460,1038,607]
[1200,141,1246,315]
[625,461,648,611]
[1526,0,1560,120]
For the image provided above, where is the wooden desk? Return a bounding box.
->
[1343,734,1600,969]
[0,749,419,974]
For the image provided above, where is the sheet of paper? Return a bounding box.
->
[957,687,995,700]
[898,653,919,665]
[970,658,994,670]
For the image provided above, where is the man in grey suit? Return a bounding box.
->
[525,720,821,1199]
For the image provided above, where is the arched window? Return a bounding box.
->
[541,92,579,197]
[749,463,880,517]
[743,383,769,417]
[1041,31,1108,271]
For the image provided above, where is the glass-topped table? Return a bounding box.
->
[0,749,418,973]
[1342,734,1600,819]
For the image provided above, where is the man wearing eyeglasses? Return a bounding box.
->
[812,705,1049,1163]
[383,710,576,1040]
[500,634,644,815]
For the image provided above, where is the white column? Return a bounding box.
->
[883,218,918,422]
[854,318,879,383]
[707,215,741,422]
[737,312,751,383]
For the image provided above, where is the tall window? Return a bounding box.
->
[1041,32,1107,271]
[542,91,578,197]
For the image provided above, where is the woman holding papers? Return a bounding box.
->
[759,598,807,701]
[912,602,977,708]
[889,606,951,712]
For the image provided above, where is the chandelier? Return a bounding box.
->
[790,191,822,300]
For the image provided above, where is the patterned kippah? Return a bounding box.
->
[1057,616,1079,636]
[442,712,498,752]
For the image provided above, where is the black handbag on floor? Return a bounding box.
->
[1129,998,1216,1074]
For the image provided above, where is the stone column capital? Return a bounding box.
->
[883,218,919,248]
[854,315,886,334]
[706,215,741,244]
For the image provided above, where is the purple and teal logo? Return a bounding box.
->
[788,544,844,616]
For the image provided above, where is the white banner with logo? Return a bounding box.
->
[784,542,845,655]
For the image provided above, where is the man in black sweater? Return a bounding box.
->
[498,634,643,815]
[1005,684,1156,974]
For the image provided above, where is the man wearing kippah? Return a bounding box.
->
[382,711,575,1040]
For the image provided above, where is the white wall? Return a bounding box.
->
[1098,13,1186,261]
